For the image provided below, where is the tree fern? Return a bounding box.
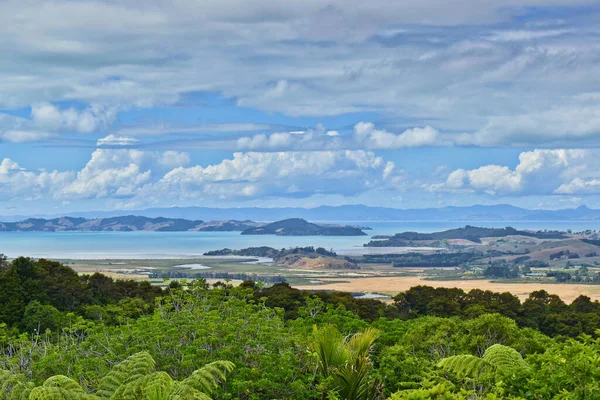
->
[482,344,528,373]
[437,355,493,378]
[0,370,35,400]
[1,352,233,400]
[180,361,234,396]
[96,352,156,399]
[28,387,98,400]
[437,344,528,380]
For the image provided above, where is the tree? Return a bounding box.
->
[312,325,381,400]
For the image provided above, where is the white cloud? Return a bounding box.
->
[31,102,116,133]
[440,149,600,195]
[0,135,404,204]
[159,151,191,168]
[97,134,138,147]
[354,122,445,148]
[152,150,401,200]
[0,0,596,146]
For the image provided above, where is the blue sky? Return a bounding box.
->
[1,1,600,215]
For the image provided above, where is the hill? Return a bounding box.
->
[240,218,367,236]
[366,225,567,246]
[0,216,260,232]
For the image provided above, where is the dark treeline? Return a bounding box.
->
[0,255,163,331]
[203,246,337,258]
[350,252,482,267]
[256,282,600,339]
[154,270,287,283]
[2,255,600,340]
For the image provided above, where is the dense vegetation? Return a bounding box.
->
[366,225,567,246]
[203,246,337,259]
[2,256,600,399]
[350,252,482,268]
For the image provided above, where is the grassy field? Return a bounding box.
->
[295,276,600,303]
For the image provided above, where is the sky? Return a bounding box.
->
[1,1,600,215]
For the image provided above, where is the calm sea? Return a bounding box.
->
[1,221,599,259]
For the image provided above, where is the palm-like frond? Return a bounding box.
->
[313,325,381,400]
[313,325,349,377]
[346,328,380,360]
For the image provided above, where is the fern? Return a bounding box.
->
[437,355,493,378]
[438,344,529,380]
[41,376,84,393]
[180,361,235,396]
[482,344,528,373]
[0,370,35,400]
[28,387,98,400]
[96,352,156,399]
[1,352,233,400]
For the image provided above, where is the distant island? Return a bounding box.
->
[0,216,369,235]
[240,218,367,236]
[0,216,261,232]
[366,225,568,246]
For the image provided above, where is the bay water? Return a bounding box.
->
[1,220,599,259]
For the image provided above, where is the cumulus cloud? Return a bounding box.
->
[31,102,116,133]
[439,149,600,195]
[354,122,446,149]
[153,150,400,199]
[0,103,116,143]
[0,134,404,203]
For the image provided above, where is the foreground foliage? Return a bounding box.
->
[1,257,600,399]
[0,351,233,399]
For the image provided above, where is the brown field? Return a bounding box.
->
[294,277,600,303]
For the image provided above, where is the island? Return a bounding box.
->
[0,216,261,232]
[240,218,367,236]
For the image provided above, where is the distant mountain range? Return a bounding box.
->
[3,204,600,223]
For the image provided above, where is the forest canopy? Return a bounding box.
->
[1,255,600,399]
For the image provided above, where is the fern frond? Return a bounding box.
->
[97,352,155,399]
[42,376,84,392]
[181,361,234,396]
[482,344,528,373]
[140,372,174,400]
[437,355,493,378]
[28,386,99,400]
[169,384,212,400]
[0,370,35,400]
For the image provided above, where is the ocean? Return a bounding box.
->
[1,220,599,259]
